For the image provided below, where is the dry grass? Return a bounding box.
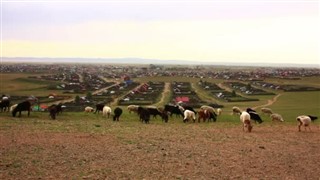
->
[0,114,319,179]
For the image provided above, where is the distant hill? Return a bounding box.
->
[1,57,318,68]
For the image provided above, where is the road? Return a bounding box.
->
[152,82,170,106]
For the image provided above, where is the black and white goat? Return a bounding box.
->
[296,115,318,132]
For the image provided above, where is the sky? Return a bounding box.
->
[1,0,319,65]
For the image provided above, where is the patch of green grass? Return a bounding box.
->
[268,91,320,122]
[0,73,63,96]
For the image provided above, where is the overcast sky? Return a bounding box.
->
[1,0,319,64]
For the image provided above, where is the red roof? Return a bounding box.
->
[175,96,189,102]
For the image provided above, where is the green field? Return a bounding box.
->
[0,73,62,96]
[1,73,319,123]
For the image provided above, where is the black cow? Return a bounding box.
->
[12,101,31,117]
[138,107,150,124]
[164,105,183,117]
[113,107,123,121]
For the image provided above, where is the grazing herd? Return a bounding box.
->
[0,95,318,133]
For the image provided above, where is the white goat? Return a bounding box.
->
[10,104,18,112]
[261,107,273,115]
[270,113,284,122]
[216,108,222,116]
[232,106,242,115]
[240,111,253,132]
[296,115,318,132]
[200,105,217,114]
[84,106,94,113]
[127,105,139,113]
[183,110,196,123]
[103,106,112,118]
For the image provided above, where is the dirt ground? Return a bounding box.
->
[1,124,320,179]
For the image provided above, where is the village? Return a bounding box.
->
[1,63,320,111]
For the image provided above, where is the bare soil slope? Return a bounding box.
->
[1,124,319,179]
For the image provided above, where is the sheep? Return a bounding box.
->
[200,105,217,114]
[84,106,94,113]
[296,115,318,132]
[240,111,253,132]
[261,107,273,115]
[164,104,184,117]
[246,108,263,124]
[55,103,63,115]
[95,103,105,114]
[48,104,58,120]
[270,113,284,122]
[198,109,210,122]
[113,107,123,121]
[1,95,9,101]
[216,108,222,116]
[181,105,197,114]
[0,99,10,112]
[102,106,112,118]
[161,111,169,123]
[150,107,169,122]
[47,104,63,120]
[183,110,196,123]
[12,101,31,117]
[10,104,18,112]
[137,107,150,124]
[207,111,217,122]
[146,107,163,119]
[127,105,140,114]
[232,106,242,115]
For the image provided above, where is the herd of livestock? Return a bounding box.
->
[0,96,318,133]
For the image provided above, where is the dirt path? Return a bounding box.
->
[109,83,143,106]
[218,82,282,109]
[152,82,170,106]
[253,93,282,109]
[191,82,220,104]
[217,82,232,92]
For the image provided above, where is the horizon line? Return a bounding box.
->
[1,57,319,68]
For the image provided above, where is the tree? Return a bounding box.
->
[86,92,92,101]
[232,90,237,97]
[75,95,80,104]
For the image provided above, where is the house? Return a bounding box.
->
[175,96,189,103]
